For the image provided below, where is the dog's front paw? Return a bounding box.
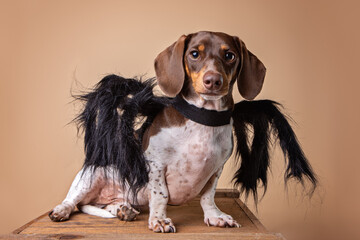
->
[49,203,73,222]
[204,214,241,228]
[148,217,176,233]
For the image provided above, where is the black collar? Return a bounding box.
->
[171,95,232,127]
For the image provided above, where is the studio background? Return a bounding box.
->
[1,1,359,239]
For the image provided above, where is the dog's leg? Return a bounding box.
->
[49,167,102,221]
[200,168,241,228]
[147,160,176,233]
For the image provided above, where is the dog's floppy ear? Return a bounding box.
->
[234,37,266,100]
[154,35,187,97]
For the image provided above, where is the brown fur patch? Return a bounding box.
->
[142,107,187,150]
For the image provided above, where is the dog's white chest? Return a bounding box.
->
[145,120,233,205]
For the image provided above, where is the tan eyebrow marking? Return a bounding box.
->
[198,44,205,51]
[221,44,229,50]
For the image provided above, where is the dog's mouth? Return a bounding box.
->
[197,86,229,100]
[199,93,224,101]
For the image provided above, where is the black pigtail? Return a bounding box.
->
[232,100,317,202]
[269,104,317,187]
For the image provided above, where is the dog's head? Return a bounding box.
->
[154,31,266,102]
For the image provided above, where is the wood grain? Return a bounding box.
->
[3,233,286,239]
[9,190,285,240]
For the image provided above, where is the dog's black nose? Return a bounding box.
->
[203,71,223,91]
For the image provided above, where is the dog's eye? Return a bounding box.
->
[225,51,236,61]
[190,50,200,59]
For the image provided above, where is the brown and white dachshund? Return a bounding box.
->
[49,31,266,233]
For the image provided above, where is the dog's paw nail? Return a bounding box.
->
[205,218,210,227]
[205,216,240,228]
[168,225,176,233]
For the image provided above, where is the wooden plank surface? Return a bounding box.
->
[9,189,285,240]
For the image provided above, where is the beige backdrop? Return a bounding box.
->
[1,0,359,239]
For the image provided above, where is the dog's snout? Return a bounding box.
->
[203,72,223,91]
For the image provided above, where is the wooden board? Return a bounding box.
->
[7,189,285,240]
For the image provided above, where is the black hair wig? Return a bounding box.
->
[73,74,317,203]
[232,100,317,202]
[74,75,170,200]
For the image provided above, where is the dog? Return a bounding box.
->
[49,31,317,233]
